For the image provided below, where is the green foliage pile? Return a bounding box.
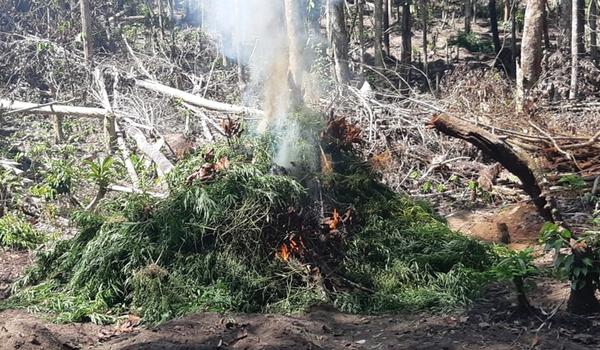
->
[9,123,497,324]
[449,31,495,54]
[0,213,45,250]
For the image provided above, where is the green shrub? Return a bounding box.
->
[0,214,46,250]
[449,32,494,54]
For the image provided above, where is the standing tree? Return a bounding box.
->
[591,0,598,63]
[357,0,366,75]
[328,0,351,83]
[465,0,473,33]
[576,0,585,54]
[80,0,93,65]
[521,0,545,88]
[284,0,309,102]
[401,0,412,64]
[374,0,385,67]
[383,0,391,55]
[422,0,429,77]
[560,0,572,48]
[569,0,579,99]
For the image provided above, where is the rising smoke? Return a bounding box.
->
[200,0,323,170]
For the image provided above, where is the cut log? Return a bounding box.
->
[0,99,106,118]
[134,79,264,116]
[127,126,174,176]
[428,114,553,221]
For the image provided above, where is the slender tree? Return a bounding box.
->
[560,0,572,49]
[358,0,366,74]
[374,0,385,67]
[401,0,412,64]
[569,0,579,99]
[383,0,391,55]
[80,0,93,65]
[284,0,309,104]
[489,0,502,53]
[591,0,598,63]
[422,0,429,77]
[328,0,351,83]
[465,0,473,33]
[575,0,585,54]
[521,0,545,88]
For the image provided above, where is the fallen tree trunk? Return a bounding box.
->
[0,99,107,118]
[127,126,174,176]
[428,114,553,221]
[134,79,265,116]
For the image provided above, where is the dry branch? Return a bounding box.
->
[428,114,553,221]
[134,79,265,116]
[0,99,107,118]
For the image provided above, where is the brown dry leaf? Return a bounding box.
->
[215,157,230,171]
[370,150,392,171]
[323,116,362,149]
[221,117,243,139]
[186,163,216,185]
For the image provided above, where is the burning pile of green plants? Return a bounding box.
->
[9,111,497,324]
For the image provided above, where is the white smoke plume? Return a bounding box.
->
[199,0,324,169]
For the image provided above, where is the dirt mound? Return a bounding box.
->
[446,202,544,249]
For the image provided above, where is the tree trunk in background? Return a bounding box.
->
[490,0,502,52]
[591,0,598,63]
[543,4,551,50]
[511,3,517,65]
[401,1,412,64]
[570,0,579,99]
[80,0,93,65]
[53,115,64,144]
[521,0,545,88]
[560,0,572,49]
[465,0,472,33]
[329,0,351,83]
[358,0,366,75]
[383,0,391,55]
[576,0,585,54]
[400,1,412,92]
[374,0,385,67]
[422,0,429,77]
[284,0,308,98]
[504,0,511,22]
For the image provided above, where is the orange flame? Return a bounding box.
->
[277,237,305,262]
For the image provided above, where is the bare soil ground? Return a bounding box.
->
[1,280,598,350]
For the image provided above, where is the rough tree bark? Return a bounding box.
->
[569,0,579,99]
[283,0,309,103]
[422,0,429,77]
[560,0,572,49]
[401,1,412,64]
[592,0,599,63]
[374,0,385,67]
[328,0,351,83]
[490,0,502,52]
[576,0,585,54]
[358,0,366,75]
[80,0,93,64]
[383,0,391,55]
[521,0,545,88]
[465,0,472,33]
